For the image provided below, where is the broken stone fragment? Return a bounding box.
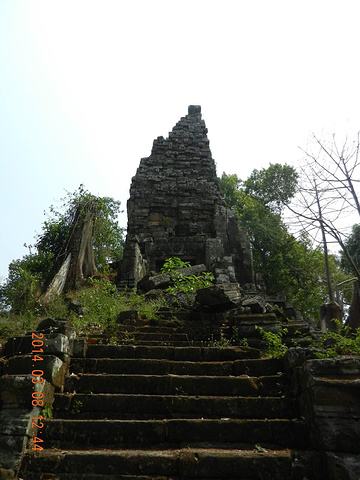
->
[137,272,171,292]
[196,283,242,308]
[242,295,267,314]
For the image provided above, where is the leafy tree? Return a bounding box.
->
[36,185,124,278]
[243,163,298,214]
[0,186,124,312]
[341,224,360,274]
[219,168,352,320]
[219,173,243,210]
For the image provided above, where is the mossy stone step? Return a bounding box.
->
[41,418,308,449]
[20,448,293,479]
[82,345,261,360]
[64,373,285,396]
[113,324,184,333]
[99,332,190,342]
[64,374,284,396]
[54,393,297,419]
[69,358,284,376]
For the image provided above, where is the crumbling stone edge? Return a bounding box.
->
[0,318,76,480]
[284,347,360,479]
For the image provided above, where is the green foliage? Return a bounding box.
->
[0,262,41,316]
[160,257,190,273]
[0,312,37,339]
[166,272,215,296]
[219,169,353,320]
[206,334,233,348]
[41,398,54,419]
[72,278,119,328]
[313,320,360,358]
[341,223,360,274]
[255,326,288,358]
[243,163,298,214]
[231,326,249,347]
[0,185,124,313]
[160,257,214,299]
[219,173,243,209]
[36,185,124,275]
[69,278,167,336]
[70,399,83,414]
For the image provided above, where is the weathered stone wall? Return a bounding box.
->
[0,319,75,479]
[285,350,360,479]
[118,105,255,289]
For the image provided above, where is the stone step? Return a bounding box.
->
[69,358,284,376]
[64,373,285,396]
[20,448,293,479]
[113,325,184,334]
[54,393,297,419]
[100,332,191,342]
[41,418,308,450]
[82,345,261,360]
[281,323,311,335]
[120,317,184,328]
[28,477,175,480]
[99,340,212,347]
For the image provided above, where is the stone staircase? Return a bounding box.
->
[19,317,311,480]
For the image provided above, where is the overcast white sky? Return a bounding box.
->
[1,0,360,280]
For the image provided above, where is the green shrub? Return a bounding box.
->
[313,321,360,358]
[160,257,214,299]
[256,326,288,358]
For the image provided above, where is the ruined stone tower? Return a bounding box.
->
[118,105,255,289]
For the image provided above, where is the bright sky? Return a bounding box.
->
[1,0,360,280]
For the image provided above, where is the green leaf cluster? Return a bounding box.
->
[341,223,360,274]
[160,257,214,297]
[255,326,289,359]
[219,166,353,320]
[313,321,360,358]
[69,279,167,336]
[0,186,124,313]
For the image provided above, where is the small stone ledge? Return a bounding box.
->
[4,354,68,387]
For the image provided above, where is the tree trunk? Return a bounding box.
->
[315,183,334,302]
[64,208,97,291]
[41,203,97,303]
[347,280,360,329]
[40,253,72,304]
[319,301,342,332]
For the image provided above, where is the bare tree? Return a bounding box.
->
[288,133,360,329]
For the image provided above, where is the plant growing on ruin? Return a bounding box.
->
[312,320,360,358]
[0,186,124,312]
[255,326,288,359]
[160,257,191,272]
[160,257,214,299]
[41,398,54,419]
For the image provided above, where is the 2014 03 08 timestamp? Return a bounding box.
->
[30,331,45,451]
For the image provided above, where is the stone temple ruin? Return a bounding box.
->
[2,106,360,480]
[118,105,255,290]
